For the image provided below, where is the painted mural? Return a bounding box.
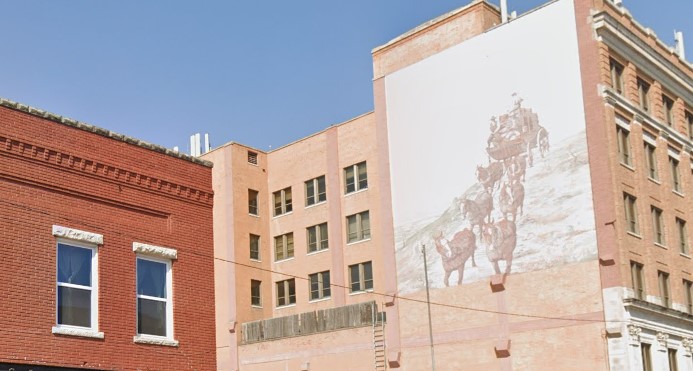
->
[385,0,598,295]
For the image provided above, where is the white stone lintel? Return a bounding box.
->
[52,225,103,245]
[133,242,177,259]
[52,326,104,339]
[133,335,179,347]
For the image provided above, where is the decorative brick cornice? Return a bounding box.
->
[0,97,212,168]
[1,134,213,205]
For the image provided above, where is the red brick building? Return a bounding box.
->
[0,98,216,370]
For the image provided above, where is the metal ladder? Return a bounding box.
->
[373,306,387,371]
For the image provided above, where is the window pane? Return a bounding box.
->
[306,180,315,205]
[319,223,329,250]
[358,162,368,189]
[307,227,317,252]
[275,236,284,261]
[310,274,319,300]
[364,262,373,290]
[57,244,92,286]
[277,281,286,306]
[286,234,294,258]
[350,265,360,292]
[138,298,166,336]
[137,259,167,298]
[345,166,355,193]
[274,192,282,216]
[347,215,357,242]
[57,286,91,327]
[361,212,371,239]
[317,176,326,202]
[323,271,331,297]
[284,189,292,213]
[288,279,296,304]
[250,235,260,260]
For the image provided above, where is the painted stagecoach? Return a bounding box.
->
[486,97,549,162]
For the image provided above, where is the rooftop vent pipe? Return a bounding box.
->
[674,31,686,60]
[612,0,622,6]
[500,0,508,23]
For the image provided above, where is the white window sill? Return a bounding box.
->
[249,258,262,263]
[680,253,691,259]
[309,297,332,304]
[349,289,374,296]
[307,248,329,256]
[133,335,179,347]
[275,304,296,310]
[305,200,327,209]
[346,238,371,246]
[620,162,635,171]
[272,211,293,219]
[673,190,685,197]
[249,213,260,218]
[626,231,642,239]
[344,188,368,198]
[251,304,263,309]
[647,177,661,185]
[52,326,104,339]
[654,242,667,249]
[274,257,295,264]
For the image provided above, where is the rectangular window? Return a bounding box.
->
[644,142,658,180]
[305,175,327,206]
[686,111,693,141]
[684,280,693,314]
[651,206,665,245]
[307,222,329,253]
[624,193,639,234]
[273,187,293,216]
[670,156,681,193]
[344,161,368,194]
[136,257,172,338]
[349,261,373,293]
[637,78,650,111]
[346,211,371,243]
[251,280,262,307]
[658,271,671,308]
[56,242,97,330]
[641,343,652,371]
[276,279,296,307]
[663,95,675,126]
[609,58,624,94]
[309,271,331,301]
[274,233,294,261]
[250,234,260,261]
[248,189,259,215]
[616,125,632,166]
[676,218,689,254]
[630,261,645,300]
[248,151,258,165]
[668,348,678,371]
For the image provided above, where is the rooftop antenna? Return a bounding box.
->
[675,31,686,60]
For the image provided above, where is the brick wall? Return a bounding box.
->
[0,103,216,370]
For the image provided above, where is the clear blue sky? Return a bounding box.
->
[1,0,690,153]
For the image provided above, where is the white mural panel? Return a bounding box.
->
[385,0,598,294]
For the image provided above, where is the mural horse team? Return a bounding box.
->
[433,94,549,286]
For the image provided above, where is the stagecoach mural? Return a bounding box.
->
[384,0,598,295]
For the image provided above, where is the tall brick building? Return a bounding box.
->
[206,0,693,370]
[0,98,216,370]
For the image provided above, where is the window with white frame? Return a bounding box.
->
[250,234,260,261]
[346,211,370,243]
[307,222,328,253]
[309,271,331,301]
[305,175,326,206]
[276,279,296,307]
[344,161,368,194]
[52,225,103,339]
[349,261,373,293]
[251,279,262,307]
[132,242,177,345]
[248,189,259,216]
[273,187,293,216]
[274,233,294,261]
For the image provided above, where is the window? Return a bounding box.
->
[644,142,658,180]
[250,234,260,261]
[274,233,294,261]
[641,343,652,371]
[344,161,368,194]
[651,206,665,245]
[307,222,328,253]
[305,175,326,206]
[668,348,679,371]
[251,280,262,307]
[347,211,371,243]
[248,151,258,165]
[273,187,293,216]
[670,156,681,193]
[630,261,645,300]
[136,257,172,338]
[276,279,296,307]
[676,218,689,254]
[56,242,98,330]
[686,111,693,141]
[309,271,331,301]
[248,189,259,215]
[349,261,373,293]
[658,271,671,308]
[624,193,639,234]
[663,95,675,126]
[616,125,632,166]
[637,78,650,111]
[609,58,624,94]
[684,280,693,314]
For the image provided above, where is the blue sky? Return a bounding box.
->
[1,0,690,153]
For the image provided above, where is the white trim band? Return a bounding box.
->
[133,335,179,347]
[133,242,177,259]
[52,326,104,339]
[52,225,103,245]
[668,147,681,160]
